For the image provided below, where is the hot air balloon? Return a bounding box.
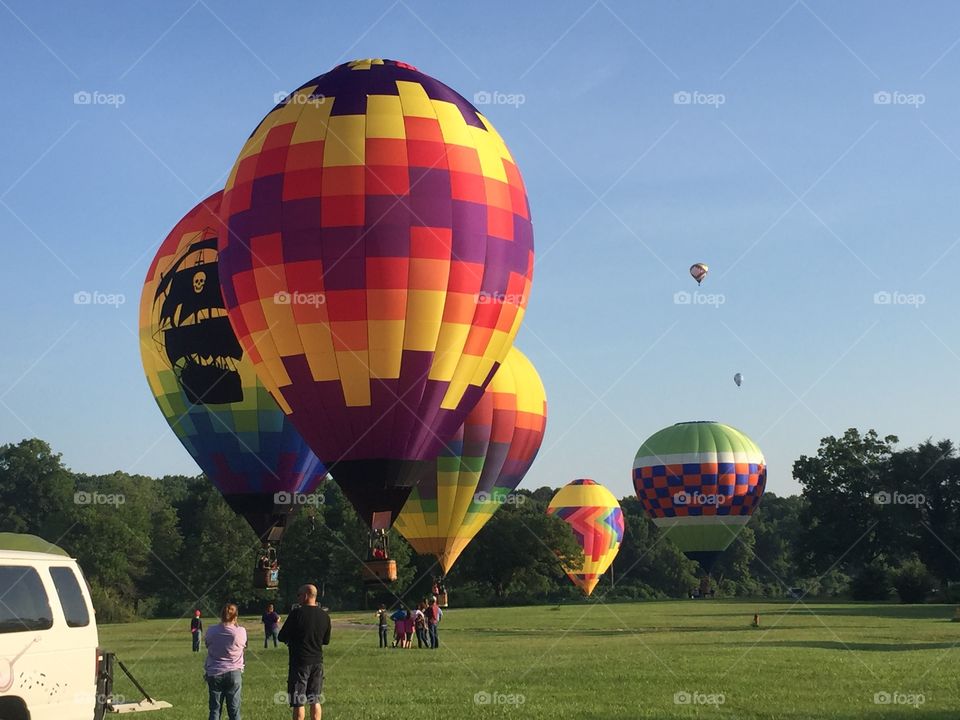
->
[632,421,765,574]
[689,263,708,285]
[217,59,535,582]
[139,192,327,588]
[394,347,547,592]
[546,479,625,596]
[734,372,743,388]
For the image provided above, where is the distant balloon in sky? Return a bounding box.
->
[216,58,535,534]
[734,372,743,388]
[139,192,326,549]
[547,479,625,596]
[632,421,765,572]
[689,263,709,285]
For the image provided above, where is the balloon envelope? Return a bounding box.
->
[217,59,535,528]
[395,347,547,574]
[139,192,326,540]
[546,479,625,596]
[689,263,708,285]
[734,372,743,387]
[632,421,765,570]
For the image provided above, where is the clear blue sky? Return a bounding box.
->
[1,0,959,499]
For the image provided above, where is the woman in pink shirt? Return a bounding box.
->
[204,603,247,720]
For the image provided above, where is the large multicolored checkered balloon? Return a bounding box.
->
[218,59,535,528]
[547,479,625,596]
[632,421,766,570]
[394,347,547,574]
[139,192,326,541]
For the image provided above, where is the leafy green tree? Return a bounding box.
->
[0,439,74,538]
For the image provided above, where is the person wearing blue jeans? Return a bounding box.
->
[427,597,440,649]
[207,669,242,720]
[205,603,247,720]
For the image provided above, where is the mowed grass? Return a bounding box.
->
[99,601,960,719]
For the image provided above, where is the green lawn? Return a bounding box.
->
[100,601,960,719]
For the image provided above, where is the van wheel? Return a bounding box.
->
[0,696,29,720]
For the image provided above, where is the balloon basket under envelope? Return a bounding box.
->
[361,559,397,585]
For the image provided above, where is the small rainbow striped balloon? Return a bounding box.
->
[547,479,625,596]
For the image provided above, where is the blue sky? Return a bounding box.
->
[1,0,959,499]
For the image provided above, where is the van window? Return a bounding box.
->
[0,566,53,633]
[50,566,90,628]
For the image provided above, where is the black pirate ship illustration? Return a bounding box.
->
[153,231,243,405]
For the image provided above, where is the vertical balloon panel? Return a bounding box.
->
[395,347,546,573]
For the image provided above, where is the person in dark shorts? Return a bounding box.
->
[262,603,281,648]
[278,584,331,720]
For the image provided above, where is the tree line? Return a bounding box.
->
[1,429,958,622]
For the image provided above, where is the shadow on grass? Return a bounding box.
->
[759,639,958,652]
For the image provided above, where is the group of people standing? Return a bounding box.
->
[195,584,332,720]
[376,597,442,649]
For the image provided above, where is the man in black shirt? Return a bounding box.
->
[278,584,331,720]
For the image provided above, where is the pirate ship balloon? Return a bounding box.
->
[152,226,242,404]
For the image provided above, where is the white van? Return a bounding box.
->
[0,535,99,720]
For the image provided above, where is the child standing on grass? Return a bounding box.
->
[375,604,389,648]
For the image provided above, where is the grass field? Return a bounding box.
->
[99,601,960,719]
